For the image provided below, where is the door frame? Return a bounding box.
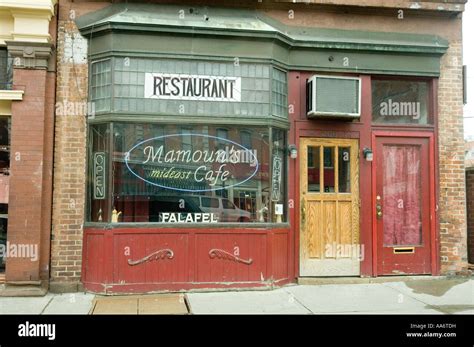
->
[371,131,438,276]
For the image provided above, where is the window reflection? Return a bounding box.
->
[308,145,350,194]
[89,123,287,224]
[307,146,320,192]
[338,147,351,193]
[372,79,430,125]
[240,130,252,149]
[323,147,335,193]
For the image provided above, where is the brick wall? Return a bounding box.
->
[437,41,468,274]
[49,6,89,291]
[6,68,52,283]
[467,169,474,264]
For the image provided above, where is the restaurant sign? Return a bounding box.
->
[144,73,241,102]
[125,134,258,192]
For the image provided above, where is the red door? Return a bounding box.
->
[375,136,432,275]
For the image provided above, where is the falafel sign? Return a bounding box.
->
[144,73,241,102]
[125,134,258,192]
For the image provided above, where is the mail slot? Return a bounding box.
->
[393,247,415,254]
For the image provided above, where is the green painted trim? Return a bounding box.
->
[87,50,440,77]
[86,22,448,55]
[77,4,448,77]
[84,221,291,229]
[78,1,448,136]
[87,51,290,71]
[85,30,444,76]
[77,4,448,55]
[88,113,290,129]
[88,51,441,77]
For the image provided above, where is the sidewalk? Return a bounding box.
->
[188,279,474,314]
[0,290,94,314]
[0,278,472,315]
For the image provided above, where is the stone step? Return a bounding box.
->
[0,284,48,297]
[91,294,189,315]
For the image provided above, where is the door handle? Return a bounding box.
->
[301,198,306,227]
[376,204,382,218]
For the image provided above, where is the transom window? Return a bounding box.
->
[372,78,432,125]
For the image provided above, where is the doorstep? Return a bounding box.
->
[0,280,48,297]
[90,294,189,315]
[297,275,455,286]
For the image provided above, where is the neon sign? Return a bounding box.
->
[93,152,106,199]
[125,134,259,192]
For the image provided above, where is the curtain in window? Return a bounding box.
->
[383,145,422,246]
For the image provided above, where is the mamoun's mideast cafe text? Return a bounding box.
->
[5,0,471,294]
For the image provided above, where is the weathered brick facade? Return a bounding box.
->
[7,67,55,284]
[51,0,117,292]
[50,7,89,292]
[49,0,469,292]
[467,168,474,264]
[438,41,468,274]
[2,15,57,294]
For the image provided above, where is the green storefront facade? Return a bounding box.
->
[75,3,450,293]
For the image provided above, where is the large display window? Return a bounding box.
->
[88,123,287,225]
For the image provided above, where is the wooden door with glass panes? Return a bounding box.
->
[300,138,360,276]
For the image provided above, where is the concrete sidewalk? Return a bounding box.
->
[187,279,474,314]
[0,291,94,314]
[0,278,472,314]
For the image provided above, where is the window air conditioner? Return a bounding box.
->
[306,75,361,119]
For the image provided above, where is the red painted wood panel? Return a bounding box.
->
[272,233,288,280]
[195,233,267,282]
[113,233,188,283]
[82,227,290,292]
[101,280,292,294]
[84,233,105,283]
